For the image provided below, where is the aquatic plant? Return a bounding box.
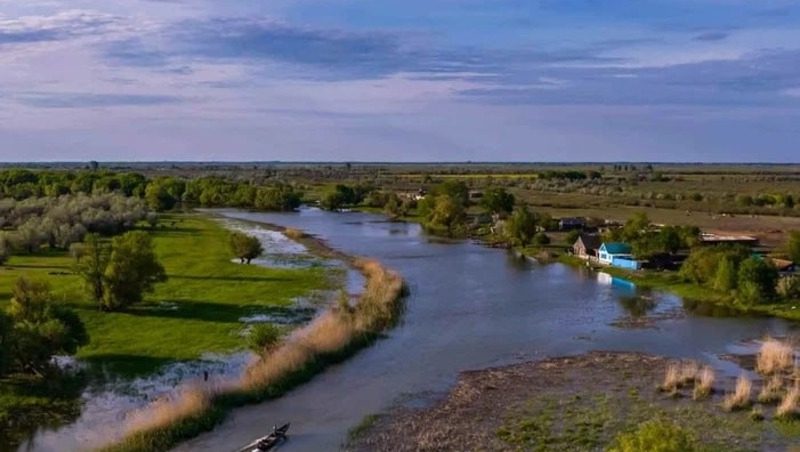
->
[777,384,800,419]
[722,375,752,412]
[757,338,794,375]
[660,363,681,393]
[757,375,785,404]
[692,366,715,401]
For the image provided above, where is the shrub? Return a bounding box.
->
[693,366,715,400]
[777,276,800,299]
[229,231,264,264]
[608,419,699,452]
[756,338,794,375]
[758,375,785,404]
[247,324,282,354]
[737,257,779,305]
[777,385,800,418]
[532,232,551,246]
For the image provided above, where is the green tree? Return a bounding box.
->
[424,194,465,236]
[737,257,778,305]
[433,180,469,207]
[5,277,88,375]
[229,231,264,264]
[505,206,538,246]
[76,233,111,304]
[383,193,406,220]
[101,231,167,310]
[712,256,738,293]
[788,231,800,264]
[480,187,515,214]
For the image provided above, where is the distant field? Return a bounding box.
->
[0,213,331,376]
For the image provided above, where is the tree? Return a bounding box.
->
[788,231,800,265]
[5,277,88,375]
[433,180,469,207]
[229,231,264,264]
[0,233,10,265]
[383,193,406,220]
[76,234,111,304]
[533,232,551,245]
[712,256,738,293]
[736,257,778,305]
[505,206,538,246]
[480,188,515,214]
[320,185,353,211]
[424,194,465,236]
[101,231,167,310]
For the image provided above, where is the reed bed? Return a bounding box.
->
[778,385,800,419]
[757,338,795,376]
[693,366,715,401]
[722,375,752,412]
[102,257,405,452]
[758,375,785,404]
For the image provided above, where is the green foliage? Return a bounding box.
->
[321,185,357,210]
[712,256,738,293]
[777,276,800,299]
[229,231,264,264]
[145,178,186,211]
[565,229,582,245]
[4,277,88,375]
[253,184,301,211]
[101,231,168,310]
[505,206,538,246]
[679,245,750,285]
[76,233,111,304]
[788,231,800,265]
[480,187,515,214]
[383,193,406,220]
[736,256,778,305]
[432,180,469,207]
[247,323,282,354]
[423,194,466,236]
[608,420,700,452]
[533,232,551,245]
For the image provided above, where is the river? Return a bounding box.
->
[175,208,795,452]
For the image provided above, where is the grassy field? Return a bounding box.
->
[0,213,332,377]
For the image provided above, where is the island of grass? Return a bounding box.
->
[349,352,800,451]
[0,212,334,447]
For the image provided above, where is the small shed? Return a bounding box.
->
[573,233,601,259]
[598,242,641,270]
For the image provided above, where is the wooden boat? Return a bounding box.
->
[237,423,290,452]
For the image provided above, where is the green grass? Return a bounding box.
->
[0,213,332,377]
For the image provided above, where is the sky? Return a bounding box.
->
[0,0,799,162]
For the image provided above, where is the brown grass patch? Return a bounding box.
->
[692,366,715,401]
[777,384,800,418]
[756,338,794,375]
[723,374,752,412]
[283,228,306,240]
[758,375,785,404]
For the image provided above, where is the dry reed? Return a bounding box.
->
[693,366,715,400]
[283,228,306,240]
[757,338,794,375]
[107,255,405,451]
[723,374,752,411]
[757,375,785,404]
[660,363,681,393]
[777,385,800,418]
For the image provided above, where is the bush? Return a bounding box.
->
[229,231,264,264]
[736,257,778,305]
[532,232,551,245]
[609,420,699,452]
[247,324,282,354]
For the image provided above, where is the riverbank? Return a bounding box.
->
[100,220,407,452]
[1,213,333,450]
[348,351,800,451]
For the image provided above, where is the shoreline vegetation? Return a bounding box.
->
[348,351,800,451]
[100,222,407,452]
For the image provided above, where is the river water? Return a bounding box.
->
[174,208,795,452]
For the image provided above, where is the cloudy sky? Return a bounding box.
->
[0,0,799,162]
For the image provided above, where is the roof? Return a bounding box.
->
[601,242,632,254]
[768,258,796,272]
[575,233,601,250]
[700,232,758,243]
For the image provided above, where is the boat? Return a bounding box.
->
[237,423,290,452]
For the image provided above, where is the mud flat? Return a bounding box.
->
[349,351,800,451]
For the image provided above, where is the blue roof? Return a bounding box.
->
[602,242,632,254]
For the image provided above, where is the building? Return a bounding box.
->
[559,217,586,230]
[598,242,641,270]
[572,233,601,260]
[699,232,759,247]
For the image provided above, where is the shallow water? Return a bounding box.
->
[174,208,797,452]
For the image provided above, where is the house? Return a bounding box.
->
[572,233,601,260]
[598,242,641,270]
[559,217,586,230]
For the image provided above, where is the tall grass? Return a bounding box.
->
[693,366,715,401]
[722,374,752,412]
[756,338,795,375]
[758,375,785,404]
[778,384,800,419]
[101,257,405,452]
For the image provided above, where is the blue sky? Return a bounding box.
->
[0,0,799,162]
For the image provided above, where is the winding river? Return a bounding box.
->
[173,208,796,452]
